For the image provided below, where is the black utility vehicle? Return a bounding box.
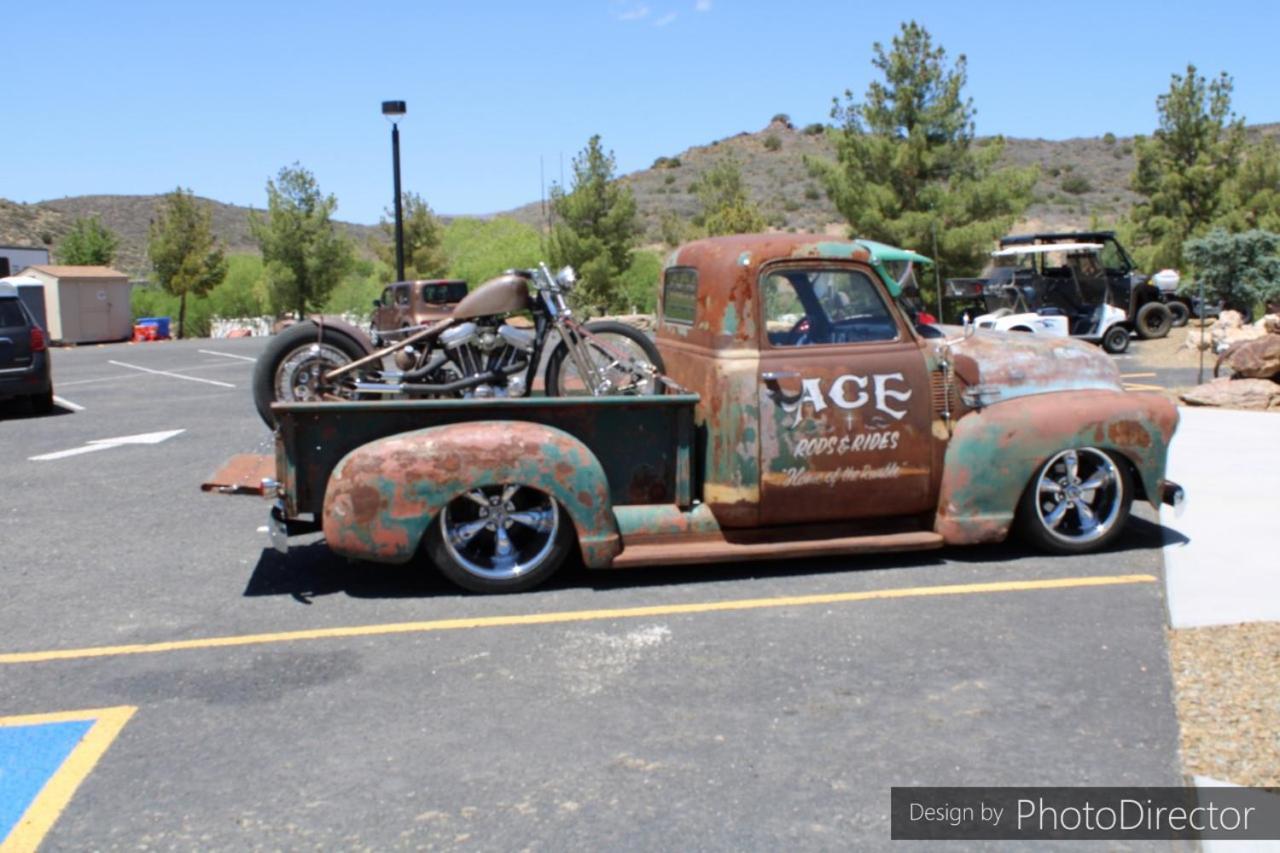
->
[0,281,53,413]
[1000,232,1172,339]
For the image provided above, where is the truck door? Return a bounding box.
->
[756,263,933,525]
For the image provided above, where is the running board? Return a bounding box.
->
[610,529,943,569]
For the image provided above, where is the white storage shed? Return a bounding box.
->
[21,265,133,344]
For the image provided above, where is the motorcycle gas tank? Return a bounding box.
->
[452,274,531,320]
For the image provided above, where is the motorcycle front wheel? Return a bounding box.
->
[544,320,666,397]
[252,322,371,427]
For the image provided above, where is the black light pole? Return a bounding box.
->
[382,100,407,282]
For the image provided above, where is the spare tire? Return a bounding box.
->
[1134,302,1173,339]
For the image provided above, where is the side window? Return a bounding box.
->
[379,288,392,305]
[1099,240,1130,273]
[662,267,697,325]
[395,286,410,306]
[763,268,898,347]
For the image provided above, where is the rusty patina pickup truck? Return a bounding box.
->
[206,233,1184,593]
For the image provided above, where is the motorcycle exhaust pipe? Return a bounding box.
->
[353,363,526,396]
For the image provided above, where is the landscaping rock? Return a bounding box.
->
[1180,376,1280,410]
[1216,334,1280,379]
[1260,313,1280,335]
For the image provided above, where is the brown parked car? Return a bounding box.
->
[371,279,468,340]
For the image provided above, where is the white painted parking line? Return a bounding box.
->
[107,360,236,388]
[52,396,85,412]
[198,349,257,363]
[57,373,145,388]
[29,429,185,462]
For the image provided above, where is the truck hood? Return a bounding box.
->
[931,326,1123,406]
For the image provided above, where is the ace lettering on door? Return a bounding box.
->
[755,265,933,524]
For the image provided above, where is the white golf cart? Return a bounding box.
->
[970,242,1132,354]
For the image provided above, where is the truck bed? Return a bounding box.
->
[268,394,700,517]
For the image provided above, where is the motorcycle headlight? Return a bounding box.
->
[555,266,577,291]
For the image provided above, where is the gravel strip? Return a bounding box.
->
[1168,622,1280,786]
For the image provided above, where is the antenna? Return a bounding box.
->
[540,156,548,255]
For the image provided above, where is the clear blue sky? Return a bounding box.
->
[5,0,1277,224]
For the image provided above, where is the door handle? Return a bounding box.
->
[761,370,802,405]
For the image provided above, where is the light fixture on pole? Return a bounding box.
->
[382,100,407,282]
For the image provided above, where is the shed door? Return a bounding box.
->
[755,264,933,525]
[79,284,110,341]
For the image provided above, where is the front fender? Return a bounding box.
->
[322,421,620,567]
[935,391,1178,544]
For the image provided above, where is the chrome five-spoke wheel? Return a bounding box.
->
[426,484,572,593]
[1018,447,1133,554]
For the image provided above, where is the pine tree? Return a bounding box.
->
[57,216,119,266]
[376,191,448,280]
[808,21,1036,280]
[147,189,227,339]
[548,135,640,313]
[693,157,766,236]
[250,164,352,316]
[1130,65,1246,269]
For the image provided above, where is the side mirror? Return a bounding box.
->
[372,298,382,309]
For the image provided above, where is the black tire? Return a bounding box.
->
[1016,447,1133,555]
[1134,301,1173,339]
[424,484,574,593]
[252,321,370,428]
[544,320,666,397]
[1101,325,1130,354]
[29,389,54,415]
[1166,300,1190,327]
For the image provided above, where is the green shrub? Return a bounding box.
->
[1103,132,1116,145]
[442,217,542,286]
[664,174,676,185]
[770,113,791,126]
[763,134,782,152]
[1182,228,1280,312]
[804,185,821,200]
[651,156,682,169]
[1062,175,1092,195]
[616,249,662,313]
[803,123,825,136]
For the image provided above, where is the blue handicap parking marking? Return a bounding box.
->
[0,719,95,841]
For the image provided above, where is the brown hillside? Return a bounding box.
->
[4,122,1275,274]
[0,194,381,276]
[501,119,1280,241]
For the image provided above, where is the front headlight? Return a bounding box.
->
[555,266,577,290]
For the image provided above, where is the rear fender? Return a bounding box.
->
[322,421,620,567]
[935,391,1178,544]
[310,315,376,356]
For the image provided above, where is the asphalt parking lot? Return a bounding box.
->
[1,338,1187,850]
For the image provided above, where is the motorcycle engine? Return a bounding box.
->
[438,321,534,397]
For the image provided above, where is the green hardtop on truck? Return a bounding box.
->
[206,233,1184,593]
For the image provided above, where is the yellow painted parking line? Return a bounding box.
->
[1123,382,1165,392]
[0,575,1156,667]
[1120,372,1157,378]
[0,706,136,853]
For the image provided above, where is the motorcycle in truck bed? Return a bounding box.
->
[206,233,1185,594]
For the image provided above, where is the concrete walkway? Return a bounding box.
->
[1161,406,1280,629]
